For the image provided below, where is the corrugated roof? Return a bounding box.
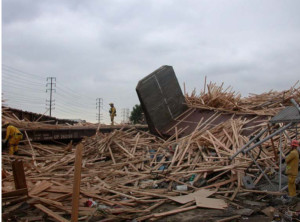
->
[270,106,300,123]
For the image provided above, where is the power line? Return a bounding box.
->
[2,70,45,84]
[61,84,96,101]
[2,65,109,123]
[2,80,45,91]
[55,106,95,116]
[55,90,95,107]
[2,64,46,80]
[55,95,94,109]
[2,91,46,101]
[54,103,95,114]
[3,98,45,104]
[2,65,96,101]
[2,75,45,88]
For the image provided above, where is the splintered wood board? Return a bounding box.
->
[168,189,216,204]
[29,180,52,196]
[195,196,228,210]
[34,204,69,222]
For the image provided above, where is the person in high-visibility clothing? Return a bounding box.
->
[285,139,299,198]
[109,103,116,125]
[3,122,23,155]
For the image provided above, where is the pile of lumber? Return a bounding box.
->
[1,106,101,129]
[2,82,299,221]
[185,80,300,116]
[2,106,74,130]
[2,121,295,221]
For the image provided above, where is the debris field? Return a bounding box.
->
[2,82,300,221]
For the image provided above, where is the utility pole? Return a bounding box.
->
[96,98,103,123]
[46,77,56,116]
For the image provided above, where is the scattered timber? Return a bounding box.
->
[2,81,300,221]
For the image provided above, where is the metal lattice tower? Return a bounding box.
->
[121,108,125,123]
[96,98,103,123]
[46,77,56,116]
[126,108,130,123]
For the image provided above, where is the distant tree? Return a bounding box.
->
[130,104,144,124]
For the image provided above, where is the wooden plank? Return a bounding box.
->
[165,108,195,133]
[168,189,216,204]
[113,141,134,158]
[101,187,138,200]
[176,119,203,166]
[108,145,116,164]
[152,206,197,218]
[53,193,72,201]
[241,189,283,195]
[35,108,50,122]
[195,196,228,210]
[29,180,53,196]
[3,201,24,214]
[29,195,64,207]
[71,143,83,222]
[24,131,37,166]
[2,188,28,198]
[203,176,237,189]
[216,215,241,222]
[147,200,166,211]
[2,195,28,205]
[207,170,230,183]
[17,216,44,222]
[132,133,140,155]
[35,204,69,222]
[12,160,28,190]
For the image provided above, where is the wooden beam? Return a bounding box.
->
[71,143,83,222]
[12,160,28,190]
[29,180,53,196]
[2,188,28,198]
[35,204,69,222]
[152,206,197,218]
[216,215,241,222]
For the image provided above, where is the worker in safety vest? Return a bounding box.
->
[285,139,299,198]
[109,103,116,125]
[3,122,23,155]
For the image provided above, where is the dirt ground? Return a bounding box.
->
[153,203,269,222]
[151,196,300,222]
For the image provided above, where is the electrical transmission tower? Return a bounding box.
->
[96,98,103,123]
[121,108,125,123]
[126,108,130,123]
[46,77,56,116]
[121,108,130,124]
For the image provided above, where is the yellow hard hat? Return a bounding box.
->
[109,103,114,105]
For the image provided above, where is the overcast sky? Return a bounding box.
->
[2,0,300,123]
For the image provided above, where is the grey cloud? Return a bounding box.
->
[3,0,300,122]
[3,0,42,24]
